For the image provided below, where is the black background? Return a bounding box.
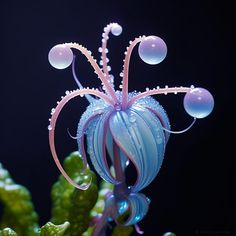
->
[0,1,234,235]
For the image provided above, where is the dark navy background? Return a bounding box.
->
[0,1,234,235]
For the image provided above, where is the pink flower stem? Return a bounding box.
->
[121,37,144,109]
[128,86,192,107]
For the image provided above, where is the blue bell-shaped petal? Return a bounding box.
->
[109,97,170,192]
[113,192,149,226]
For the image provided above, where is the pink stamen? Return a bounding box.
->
[128,86,192,107]
[121,37,144,109]
[65,43,119,104]
[101,23,113,77]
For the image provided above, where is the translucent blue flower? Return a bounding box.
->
[48,23,214,234]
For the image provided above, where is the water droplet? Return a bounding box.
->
[48,44,73,69]
[114,103,121,111]
[51,108,55,115]
[109,75,114,83]
[48,125,52,130]
[98,47,103,52]
[119,72,124,77]
[129,114,136,123]
[138,36,167,65]
[65,90,70,95]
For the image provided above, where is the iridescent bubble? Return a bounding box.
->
[184,88,214,118]
[48,44,73,69]
[111,23,122,36]
[138,36,167,65]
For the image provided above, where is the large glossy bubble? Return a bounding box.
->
[138,36,167,65]
[184,87,214,118]
[48,44,73,69]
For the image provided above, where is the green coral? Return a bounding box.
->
[51,152,98,235]
[39,222,70,236]
[0,163,39,236]
[0,228,18,236]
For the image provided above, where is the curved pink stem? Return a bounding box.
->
[134,224,144,234]
[128,86,192,107]
[49,88,114,190]
[121,37,144,109]
[101,23,113,77]
[65,43,119,104]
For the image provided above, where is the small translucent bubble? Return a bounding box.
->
[50,108,55,115]
[48,125,52,130]
[107,66,111,71]
[48,44,73,69]
[111,23,122,36]
[119,72,124,77]
[126,160,130,166]
[184,87,214,119]
[109,75,114,83]
[98,47,102,52]
[138,36,167,65]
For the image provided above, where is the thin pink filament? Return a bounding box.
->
[65,43,119,104]
[49,88,114,190]
[121,37,144,109]
[128,86,191,107]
